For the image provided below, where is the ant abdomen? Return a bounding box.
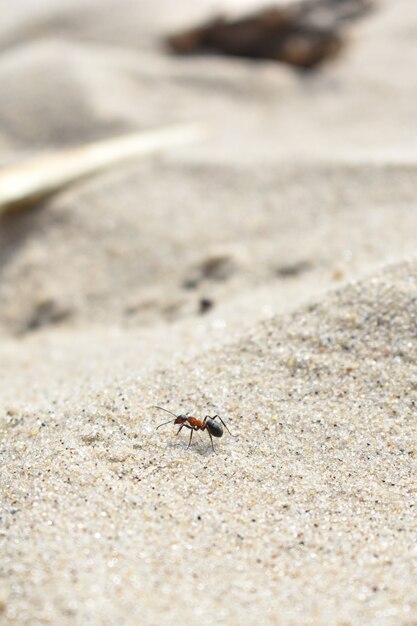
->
[206,418,223,438]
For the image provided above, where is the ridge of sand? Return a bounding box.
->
[2,259,416,625]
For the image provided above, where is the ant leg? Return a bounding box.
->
[211,415,237,437]
[208,430,215,453]
[187,429,193,449]
[176,425,184,435]
[177,424,193,435]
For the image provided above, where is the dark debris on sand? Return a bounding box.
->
[166,0,374,69]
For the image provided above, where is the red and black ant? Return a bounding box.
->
[154,406,237,452]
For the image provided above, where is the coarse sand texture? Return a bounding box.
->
[2,262,417,625]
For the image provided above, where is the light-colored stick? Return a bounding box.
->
[0,123,205,214]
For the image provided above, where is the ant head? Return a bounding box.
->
[154,406,187,430]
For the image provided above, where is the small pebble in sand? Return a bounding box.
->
[199,297,214,314]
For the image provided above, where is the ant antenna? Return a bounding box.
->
[152,406,179,429]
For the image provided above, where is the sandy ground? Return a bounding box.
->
[1,1,417,625]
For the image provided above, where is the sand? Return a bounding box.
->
[1,1,417,625]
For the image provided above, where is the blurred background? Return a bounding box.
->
[0,0,416,339]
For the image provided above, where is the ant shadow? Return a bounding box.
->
[165,437,216,457]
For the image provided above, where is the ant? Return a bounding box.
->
[153,406,237,452]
